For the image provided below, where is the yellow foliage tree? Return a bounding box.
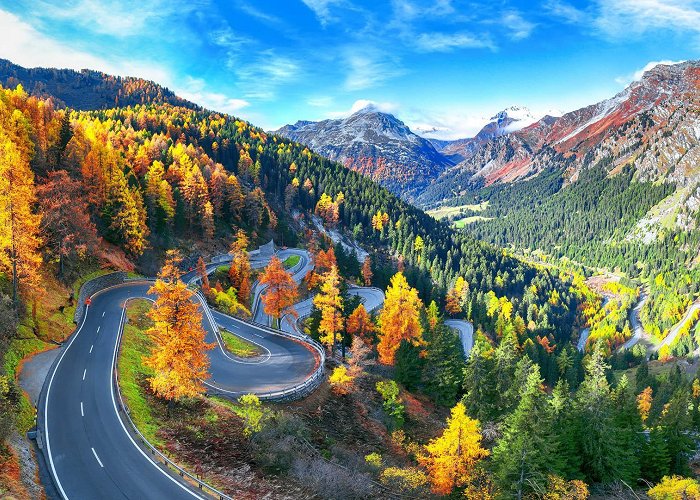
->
[329,365,353,395]
[419,402,489,495]
[145,250,212,400]
[313,265,344,354]
[228,229,252,306]
[377,272,423,365]
[638,386,653,425]
[446,276,468,315]
[0,110,43,304]
[648,475,700,499]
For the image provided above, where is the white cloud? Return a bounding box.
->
[178,77,249,114]
[414,32,494,52]
[595,0,700,38]
[502,10,536,40]
[0,8,172,85]
[343,51,404,91]
[614,59,687,86]
[543,0,587,23]
[301,0,341,26]
[28,0,190,38]
[326,99,399,118]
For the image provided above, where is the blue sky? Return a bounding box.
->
[1,0,699,139]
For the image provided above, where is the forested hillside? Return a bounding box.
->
[2,61,700,498]
[0,58,199,111]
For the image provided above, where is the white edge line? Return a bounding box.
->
[91,448,103,468]
[110,297,207,499]
[80,402,84,417]
[44,305,90,500]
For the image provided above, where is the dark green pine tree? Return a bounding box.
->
[610,375,643,483]
[491,364,555,500]
[658,388,694,476]
[640,427,670,483]
[422,323,464,406]
[394,339,423,391]
[548,379,583,479]
[575,343,639,485]
[462,342,497,422]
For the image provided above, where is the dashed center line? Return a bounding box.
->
[83,369,87,380]
[89,345,93,354]
[80,402,84,417]
[96,326,100,333]
[102,311,105,318]
[91,447,104,467]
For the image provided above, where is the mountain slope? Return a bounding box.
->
[0,58,199,111]
[275,106,453,200]
[419,61,700,207]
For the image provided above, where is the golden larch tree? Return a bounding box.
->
[346,303,374,344]
[445,276,469,315]
[313,265,344,354]
[419,402,489,495]
[228,229,252,306]
[361,257,373,286]
[638,386,653,425]
[377,272,423,365]
[0,121,42,304]
[260,255,298,326]
[145,250,212,400]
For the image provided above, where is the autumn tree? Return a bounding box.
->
[259,255,298,327]
[0,121,42,304]
[361,256,373,286]
[419,402,489,495]
[307,246,336,290]
[145,250,212,400]
[228,229,252,305]
[346,303,374,345]
[446,277,469,316]
[196,256,210,296]
[638,386,653,426]
[37,170,99,278]
[313,265,344,355]
[377,272,423,365]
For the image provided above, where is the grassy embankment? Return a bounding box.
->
[116,299,300,496]
[219,329,261,357]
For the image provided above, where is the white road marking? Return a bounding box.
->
[97,326,100,333]
[91,448,104,468]
[83,369,86,380]
[102,311,105,317]
[89,345,93,354]
[80,402,84,417]
[44,304,90,500]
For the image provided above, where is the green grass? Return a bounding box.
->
[220,329,261,358]
[117,299,163,446]
[453,216,493,228]
[282,255,300,269]
[427,201,489,220]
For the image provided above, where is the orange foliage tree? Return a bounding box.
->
[346,304,375,345]
[377,272,423,365]
[145,250,212,400]
[419,402,489,495]
[307,246,337,290]
[313,265,344,355]
[260,255,298,327]
[361,256,373,286]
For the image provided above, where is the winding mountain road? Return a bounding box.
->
[39,247,324,499]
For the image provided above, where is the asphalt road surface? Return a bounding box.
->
[41,249,319,499]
